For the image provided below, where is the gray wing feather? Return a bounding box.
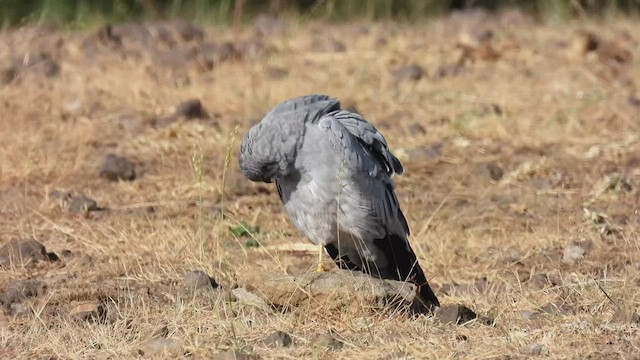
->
[268,94,341,120]
[319,115,410,237]
[331,111,404,176]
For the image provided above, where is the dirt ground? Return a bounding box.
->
[0,9,639,359]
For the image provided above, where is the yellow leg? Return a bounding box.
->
[316,245,327,272]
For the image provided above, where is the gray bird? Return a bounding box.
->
[239,94,439,312]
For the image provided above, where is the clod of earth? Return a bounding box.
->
[141,337,182,357]
[316,333,343,350]
[229,287,270,311]
[436,304,483,325]
[0,239,58,269]
[262,331,293,348]
[173,98,207,119]
[69,301,106,323]
[253,14,289,37]
[522,343,550,356]
[611,308,640,324]
[265,66,288,80]
[99,154,136,181]
[1,279,46,309]
[562,240,593,264]
[150,322,169,339]
[214,349,260,360]
[184,270,218,291]
[392,64,424,81]
[49,190,101,213]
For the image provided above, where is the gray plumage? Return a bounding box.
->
[239,94,439,311]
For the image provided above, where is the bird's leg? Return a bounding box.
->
[316,244,327,272]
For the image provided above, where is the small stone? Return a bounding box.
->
[184,270,217,290]
[173,99,206,119]
[263,330,293,348]
[230,287,269,310]
[611,308,640,324]
[629,96,640,108]
[539,302,574,315]
[265,67,288,79]
[70,301,106,323]
[486,162,504,181]
[562,243,588,264]
[142,337,182,356]
[436,304,479,325]
[407,123,427,135]
[151,322,169,338]
[522,343,549,356]
[213,350,259,360]
[316,333,343,350]
[1,279,46,307]
[99,154,136,181]
[0,239,50,268]
[68,194,99,213]
[392,64,424,81]
[254,14,288,37]
[521,310,540,320]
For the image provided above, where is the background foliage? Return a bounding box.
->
[1,0,640,28]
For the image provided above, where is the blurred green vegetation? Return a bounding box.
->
[0,0,639,29]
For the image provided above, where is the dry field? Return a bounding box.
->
[0,9,639,359]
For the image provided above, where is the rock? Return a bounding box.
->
[69,301,106,323]
[310,38,346,53]
[263,330,292,348]
[0,66,17,85]
[184,270,217,290]
[10,51,60,79]
[50,190,101,213]
[151,322,169,338]
[236,270,425,315]
[480,161,504,181]
[0,239,52,268]
[407,123,427,135]
[68,194,99,213]
[230,287,269,310]
[629,96,640,108]
[99,154,136,181]
[392,64,424,81]
[611,308,640,324]
[265,66,288,80]
[436,304,490,325]
[213,350,259,360]
[1,279,46,308]
[254,14,288,37]
[142,337,182,356]
[173,98,206,119]
[316,333,343,350]
[522,344,549,356]
[562,241,592,264]
[407,143,443,163]
[538,302,574,316]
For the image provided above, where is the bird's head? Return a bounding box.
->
[238,121,300,183]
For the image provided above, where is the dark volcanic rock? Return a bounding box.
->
[0,239,53,269]
[99,154,136,181]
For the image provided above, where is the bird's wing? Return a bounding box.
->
[317,114,410,237]
[267,94,341,120]
[331,110,404,176]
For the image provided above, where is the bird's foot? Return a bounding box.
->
[316,263,327,272]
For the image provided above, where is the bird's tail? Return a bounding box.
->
[373,234,440,313]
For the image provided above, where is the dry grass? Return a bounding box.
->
[0,12,639,359]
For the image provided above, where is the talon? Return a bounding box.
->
[316,244,327,272]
